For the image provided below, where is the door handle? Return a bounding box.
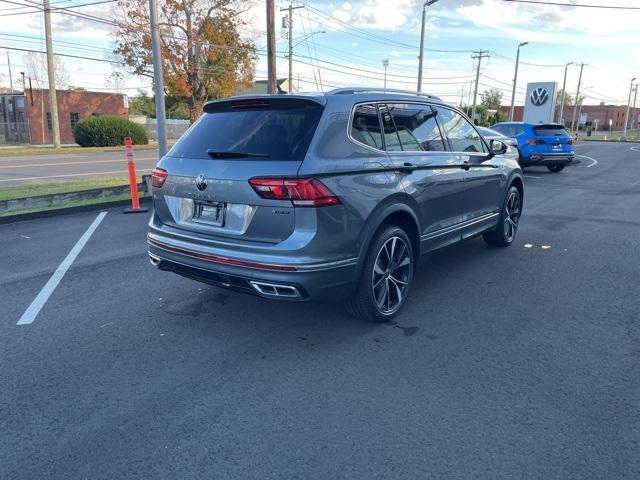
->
[398,162,417,173]
[461,160,498,170]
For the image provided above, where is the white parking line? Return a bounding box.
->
[574,154,598,168]
[0,169,153,183]
[631,146,640,153]
[17,212,108,326]
[524,175,540,179]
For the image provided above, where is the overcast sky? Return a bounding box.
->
[0,0,638,106]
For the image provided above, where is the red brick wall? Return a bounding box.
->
[24,90,128,144]
[499,104,640,129]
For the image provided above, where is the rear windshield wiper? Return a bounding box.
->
[207,150,270,159]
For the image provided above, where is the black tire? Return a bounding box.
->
[547,164,565,173]
[483,185,522,247]
[345,225,414,322]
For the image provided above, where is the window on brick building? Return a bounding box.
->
[70,112,80,129]
[46,112,52,131]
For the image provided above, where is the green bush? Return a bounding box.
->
[73,115,148,147]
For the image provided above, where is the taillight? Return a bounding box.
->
[249,178,341,207]
[525,139,545,145]
[151,167,168,188]
[567,138,573,145]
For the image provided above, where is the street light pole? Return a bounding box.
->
[148,0,168,157]
[417,0,439,92]
[509,41,528,121]
[558,61,574,124]
[623,77,636,137]
[382,59,389,90]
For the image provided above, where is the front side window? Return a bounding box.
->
[435,107,486,153]
[350,104,383,149]
[385,103,446,152]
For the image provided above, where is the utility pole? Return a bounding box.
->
[148,0,167,157]
[570,62,585,133]
[632,84,638,131]
[281,3,304,94]
[43,0,61,148]
[266,0,277,94]
[471,50,489,123]
[623,77,636,137]
[6,52,13,92]
[20,71,25,92]
[509,41,528,121]
[558,61,574,124]
[417,0,439,92]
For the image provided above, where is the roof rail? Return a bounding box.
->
[326,87,441,101]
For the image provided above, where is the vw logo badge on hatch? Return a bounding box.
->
[530,87,549,107]
[195,174,208,191]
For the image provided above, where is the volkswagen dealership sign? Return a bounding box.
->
[524,82,557,123]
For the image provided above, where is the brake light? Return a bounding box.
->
[525,139,545,145]
[567,138,573,145]
[249,178,341,207]
[151,167,168,188]
[231,99,269,109]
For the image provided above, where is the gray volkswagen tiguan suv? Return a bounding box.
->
[148,88,524,321]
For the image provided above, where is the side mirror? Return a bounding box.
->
[489,139,508,155]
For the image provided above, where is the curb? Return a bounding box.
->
[0,196,152,225]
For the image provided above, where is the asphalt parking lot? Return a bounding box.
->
[1,142,639,479]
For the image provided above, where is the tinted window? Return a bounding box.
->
[492,124,523,137]
[351,104,383,149]
[167,103,323,161]
[379,104,403,152]
[436,107,486,153]
[385,103,446,152]
[534,126,569,137]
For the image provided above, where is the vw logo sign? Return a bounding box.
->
[530,87,549,107]
[195,174,208,191]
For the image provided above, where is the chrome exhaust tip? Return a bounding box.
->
[250,281,301,298]
[148,252,162,267]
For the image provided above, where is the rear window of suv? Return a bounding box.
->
[166,99,324,161]
[533,126,569,137]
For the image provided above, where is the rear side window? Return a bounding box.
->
[384,103,446,152]
[493,125,524,137]
[167,101,323,161]
[435,107,486,153]
[534,126,569,137]
[351,104,383,149]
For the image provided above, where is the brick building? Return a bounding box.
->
[22,89,128,144]
[500,104,640,130]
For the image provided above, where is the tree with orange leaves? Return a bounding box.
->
[114,0,256,122]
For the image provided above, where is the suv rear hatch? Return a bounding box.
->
[532,124,573,152]
[152,96,325,245]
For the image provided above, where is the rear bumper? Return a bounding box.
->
[520,152,575,166]
[147,236,359,302]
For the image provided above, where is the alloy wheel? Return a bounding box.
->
[371,236,412,315]
[504,190,521,242]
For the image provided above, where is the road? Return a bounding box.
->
[1,142,639,479]
[0,149,160,186]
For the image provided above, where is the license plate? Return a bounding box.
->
[193,201,225,226]
[552,144,561,150]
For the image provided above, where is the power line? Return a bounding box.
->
[501,0,640,9]
[0,44,124,65]
[0,0,116,16]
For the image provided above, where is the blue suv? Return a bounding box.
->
[491,122,575,172]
